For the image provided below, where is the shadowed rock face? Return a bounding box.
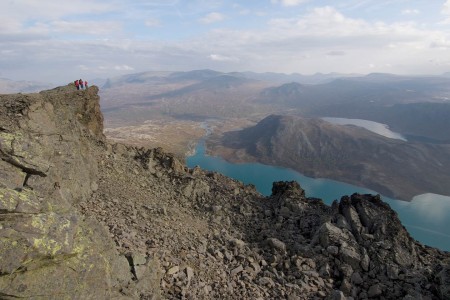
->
[1,86,448,299]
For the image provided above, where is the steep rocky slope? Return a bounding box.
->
[1,86,449,299]
[208,115,450,200]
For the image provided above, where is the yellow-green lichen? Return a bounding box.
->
[0,132,22,153]
[30,214,51,232]
[60,218,71,230]
[32,237,62,256]
[0,188,20,211]
[0,188,39,211]
[60,218,72,248]
[28,213,73,256]
[72,226,90,255]
[0,131,22,143]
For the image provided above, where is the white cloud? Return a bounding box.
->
[114,65,135,71]
[430,38,450,49]
[188,6,450,75]
[199,12,225,24]
[0,17,22,33]
[444,0,450,15]
[0,0,120,38]
[401,9,420,15]
[145,19,161,27]
[0,0,112,24]
[209,54,239,62]
[78,65,90,71]
[97,64,135,71]
[269,6,369,36]
[267,7,432,43]
[441,0,450,24]
[326,50,346,56]
[271,0,308,7]
[49,21,122,35]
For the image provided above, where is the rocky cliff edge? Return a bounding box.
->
[1,86,449,299]
[0,85,134,299]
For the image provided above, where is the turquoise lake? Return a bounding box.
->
[187,142,450,251]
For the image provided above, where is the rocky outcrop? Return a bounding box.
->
[1,86,448,299]
[0,85,134,299]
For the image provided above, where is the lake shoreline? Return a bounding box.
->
[187,140,450,251]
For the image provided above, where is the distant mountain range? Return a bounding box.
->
[101,69,360,88]
[3,69,449,93]
[0,78,53,93]
[101,69,450,88]
[258,74,450,108]
[257,76,450,142]
[99,69,450,142]
[208,114,450,201]
[99,70,273,123]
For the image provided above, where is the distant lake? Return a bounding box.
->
[322,117,407,141]
[187,142,450,251]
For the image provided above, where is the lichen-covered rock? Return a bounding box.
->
[0,85,137,299]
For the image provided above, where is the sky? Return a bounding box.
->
[2,0,450,83]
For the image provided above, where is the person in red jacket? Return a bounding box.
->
[74,80,79,90]
[84,80,88,89]
[79,79,84,89]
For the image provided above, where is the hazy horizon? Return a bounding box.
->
[3,68,450,88]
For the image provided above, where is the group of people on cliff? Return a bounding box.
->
[74,79,88,90]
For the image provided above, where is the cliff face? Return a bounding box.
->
[1,86,449,299]
[0,86,133,299]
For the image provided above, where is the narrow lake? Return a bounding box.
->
[187,142,450,251]
[322,117,407,141]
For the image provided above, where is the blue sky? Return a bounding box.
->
[2,0,450,83]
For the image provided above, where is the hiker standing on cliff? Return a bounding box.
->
[74,80,79,90]
[84,80,88,89]
[79,79,84,89]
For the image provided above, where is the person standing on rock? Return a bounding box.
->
[75,80,79,90]
[84,80,88,89]
[79,79,84,89]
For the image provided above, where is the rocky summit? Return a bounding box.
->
[0,85,449,299]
